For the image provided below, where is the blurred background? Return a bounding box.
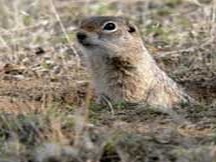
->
[0,0,216,161]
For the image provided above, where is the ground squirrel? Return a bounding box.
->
[76,16,191,108]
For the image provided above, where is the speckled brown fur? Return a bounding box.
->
[76,16,192,108]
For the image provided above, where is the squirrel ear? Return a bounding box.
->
[126,21,137,33]
[128,25,136,33]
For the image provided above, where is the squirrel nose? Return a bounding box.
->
[76,32,87,42]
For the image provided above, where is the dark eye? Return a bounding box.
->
[103,22,117,31]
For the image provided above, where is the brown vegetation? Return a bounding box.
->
[0,0,216,161]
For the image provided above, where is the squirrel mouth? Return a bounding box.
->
[78,39,92,47]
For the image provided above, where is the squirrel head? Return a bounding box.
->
[76,16,143,55]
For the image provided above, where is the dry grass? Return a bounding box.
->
[0,0,216,161]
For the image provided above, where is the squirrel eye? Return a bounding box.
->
[103,22,117,32]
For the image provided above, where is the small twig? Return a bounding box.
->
[189,0,202,6]
[101,95,115,117]
[210,0,216,38]
[49,0,71,43]
[0,21,49,36]
[0,36,10,49]
[49,0,80,65]
[155,38,214,58]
